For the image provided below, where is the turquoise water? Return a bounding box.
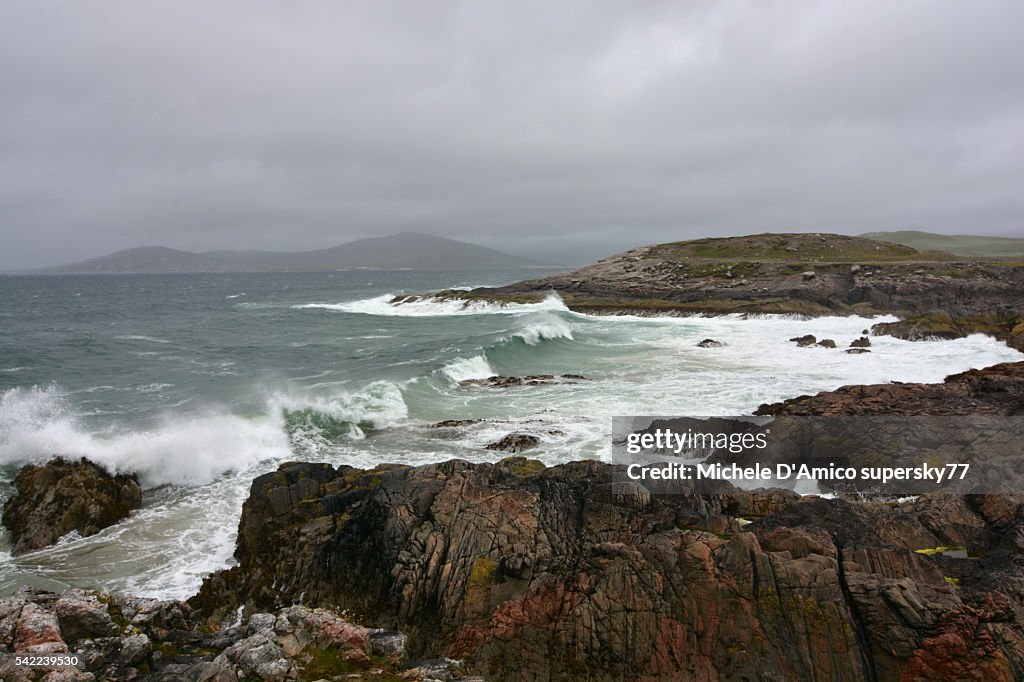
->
[1,269,1020,598]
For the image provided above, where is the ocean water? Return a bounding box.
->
[1,269,1020,599]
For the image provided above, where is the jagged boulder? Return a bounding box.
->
[697,338,725,348]
[2,458,141,556]
[790,334,817,347]
[850,336,872,348]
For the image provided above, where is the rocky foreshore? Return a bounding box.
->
[5,360,1024,680]
[8,455,1024,681]
[189,454,1024,680]
[0,586,465,681]
[408,233,1024,350]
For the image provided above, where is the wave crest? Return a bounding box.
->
[294,293,568,317]
[276,381,409,454]
[507,313,574,346]
[440,355,495,383]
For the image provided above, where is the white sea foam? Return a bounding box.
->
[295,293,568,317]
[441,355,495,383]
[0,385,289,487]
[0,380,415,489]
[114,335,171,344]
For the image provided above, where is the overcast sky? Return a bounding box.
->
[2,0,1023,269]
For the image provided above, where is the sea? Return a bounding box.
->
[1,269,1020,600]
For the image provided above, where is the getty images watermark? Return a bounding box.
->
[611,415,1024,495]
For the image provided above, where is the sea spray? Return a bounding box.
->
[0,384,289,487]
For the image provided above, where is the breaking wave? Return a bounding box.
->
[294,293,568,317]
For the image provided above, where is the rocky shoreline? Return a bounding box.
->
[4,240,1024,680]
[3,361,1023,680]
[405,234,1024,351]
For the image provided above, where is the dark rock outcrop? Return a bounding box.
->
[850,336,872,348]
[790,334,817,347]
[816,338,837,348]
[870,310,1024,349]
[756,361,1024,416]
[696,338,725,348]
[2,458,141,556]
[459,374,587,388]
[484,433,541,453]
[431,418,484,428]
[191,449,1024,681]
[1008,321,1024,352]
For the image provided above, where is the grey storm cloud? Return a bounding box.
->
[2,0,1023,269]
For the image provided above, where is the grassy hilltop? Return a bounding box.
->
[861,230,1024,258]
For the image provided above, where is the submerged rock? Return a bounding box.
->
[2,458,141,556]
[845,348,872,354]
[696,338,725,348]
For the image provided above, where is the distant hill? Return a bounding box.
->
[38,246,254,274]
[860,231,1024,257]
[34,234,554,273]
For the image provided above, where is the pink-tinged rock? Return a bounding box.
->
[13,602,67,654]
[275,606,371,663]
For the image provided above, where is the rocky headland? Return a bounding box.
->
[408,233,1024,350]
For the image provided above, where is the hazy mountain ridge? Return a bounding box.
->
[861,230,1024,257]
[33,233,554,273]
